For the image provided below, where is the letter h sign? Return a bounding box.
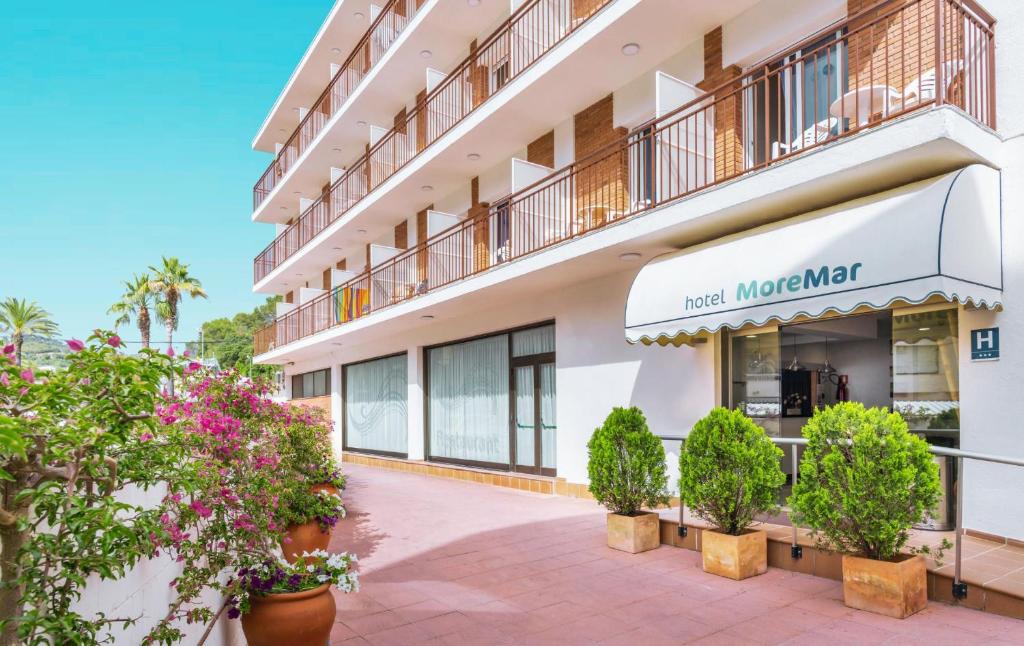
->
[971,327,1000,361]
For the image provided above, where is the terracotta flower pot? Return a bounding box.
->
[700,529,767,580]
[841,553,927,618]
[311,483,340,497]
[282,519,331,562]
[606,512,660,554]
[241,583,335,646]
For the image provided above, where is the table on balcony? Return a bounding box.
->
[829,85,901,127]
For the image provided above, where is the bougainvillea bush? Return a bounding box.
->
[0,333,179,645]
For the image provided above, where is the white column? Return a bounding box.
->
[331,363,344,459]
[406,346,425,460]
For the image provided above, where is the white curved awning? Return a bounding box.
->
[626,165,1002,346]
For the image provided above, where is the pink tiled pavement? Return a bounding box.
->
[328,464,1024,645]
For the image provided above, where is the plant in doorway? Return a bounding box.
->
[587,407,670,553]
[789,402,942,618]
[679,407,785,580]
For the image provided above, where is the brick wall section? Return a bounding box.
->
[469,40,490,109]
[394,220,408,249]
[527,130,555,168]
[416,206,430,281]
[697,27,744,182]
[469,177,491,272]
[336,259,346,270]
[846,0,961,111]
[571,0,605,22]
[573,94,628,228]
[393,106,407,135]
[322,268,332,291]
[415,89,428,152]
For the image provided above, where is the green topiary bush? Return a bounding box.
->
[587,407,670,516]
[789,402,941,561]
[678,407,785,535]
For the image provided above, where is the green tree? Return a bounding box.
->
[189,297,279,378]
[789,402,941,561]
[108,273,157,348]
[678,408,785,535]
[0,299,59,366]
[587,407,670,516]
[148,257,207,351]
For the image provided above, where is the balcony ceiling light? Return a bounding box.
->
[292,190,301,195]
[421,185,433,192]
[356,120,367,127]
[354,11,364,19]
[618,252,642,261]
[421,314,435,320]
[621,42,641,56]
[467,0,480,6]
[332,246,343,250]
[419,50,432,59]
[331,47,342,54]
[279,206,288,211]
[357,228,367,234]
[467,153,481,161]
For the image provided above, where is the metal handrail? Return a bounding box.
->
[658,433,1023,601]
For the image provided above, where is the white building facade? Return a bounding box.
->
[250,0,1024,541]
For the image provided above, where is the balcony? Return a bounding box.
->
[254,0,995,357]
[253,0,615,284]
[253,0,420,211]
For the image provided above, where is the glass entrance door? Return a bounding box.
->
[512,360,556,476]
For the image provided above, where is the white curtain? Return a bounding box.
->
[512,324,554,357]
[345,355,408,454]
[515,366,535,467]
[428,335,510,464]
[539,362,556,469]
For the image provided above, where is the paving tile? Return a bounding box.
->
[326,464,1024,646]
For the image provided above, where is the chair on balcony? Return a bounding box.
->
[892,59,965,113]
[771,117,839,159]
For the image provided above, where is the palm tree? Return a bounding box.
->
[0,298,60,366]
[108,273,156,349]
[148,257,207,352]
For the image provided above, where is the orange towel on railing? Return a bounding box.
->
[333,287,370,323]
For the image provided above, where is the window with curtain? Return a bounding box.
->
[512,324,554,357]
[428,335,510,465]
[344,355,408,455]
[291,368,331,399]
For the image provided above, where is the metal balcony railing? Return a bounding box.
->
[253,0,614,284]
[253,0,419,210]
[254,0,995,356]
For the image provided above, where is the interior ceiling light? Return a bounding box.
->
[467,153,481,161]
[918,327,931,331]
[419,50,432,59]
[621,42,641,56]
[618,252,642,261]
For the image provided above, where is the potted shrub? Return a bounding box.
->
[587,407,670,553]
[280,488,346,562]
[311,460,347,497]
[789,402,942,618]
[679,407,785,580]
[233,549,358,646]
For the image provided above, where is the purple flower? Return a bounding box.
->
[166,346,176,357]
[107,335,121,348]
[227,607,241,620]
[67,339,85,352]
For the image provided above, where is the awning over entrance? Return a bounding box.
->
[626,165,1002,346]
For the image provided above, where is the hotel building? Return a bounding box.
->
[249,0,1024,542]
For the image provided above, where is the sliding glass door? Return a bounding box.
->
[427,323,556,474]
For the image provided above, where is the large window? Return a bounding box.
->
[893,309,959,434]
[291,368,330,399]
[426,323,555,474]
[343,354,408,457]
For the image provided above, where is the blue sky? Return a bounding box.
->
[0,1,332,348]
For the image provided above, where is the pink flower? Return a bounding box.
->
[183,349,191,358]
[166,346,176,357]
[0,373,8,387]
[20,369,34,384]
[185,361,201,374]
[79,377,91,386]
[66,339,85,352]
[107,335,121,348]
[2,344,13,355]
[140,432,154,442]
[190,500,213,518]
[18,387,28,397]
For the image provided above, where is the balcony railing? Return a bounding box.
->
[254,0,995,356]
[253,0,614,284]
[253,0,419,210]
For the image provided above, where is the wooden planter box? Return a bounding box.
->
[842,553,928,618]
[701,529,768,580]
[606,512,660,554]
